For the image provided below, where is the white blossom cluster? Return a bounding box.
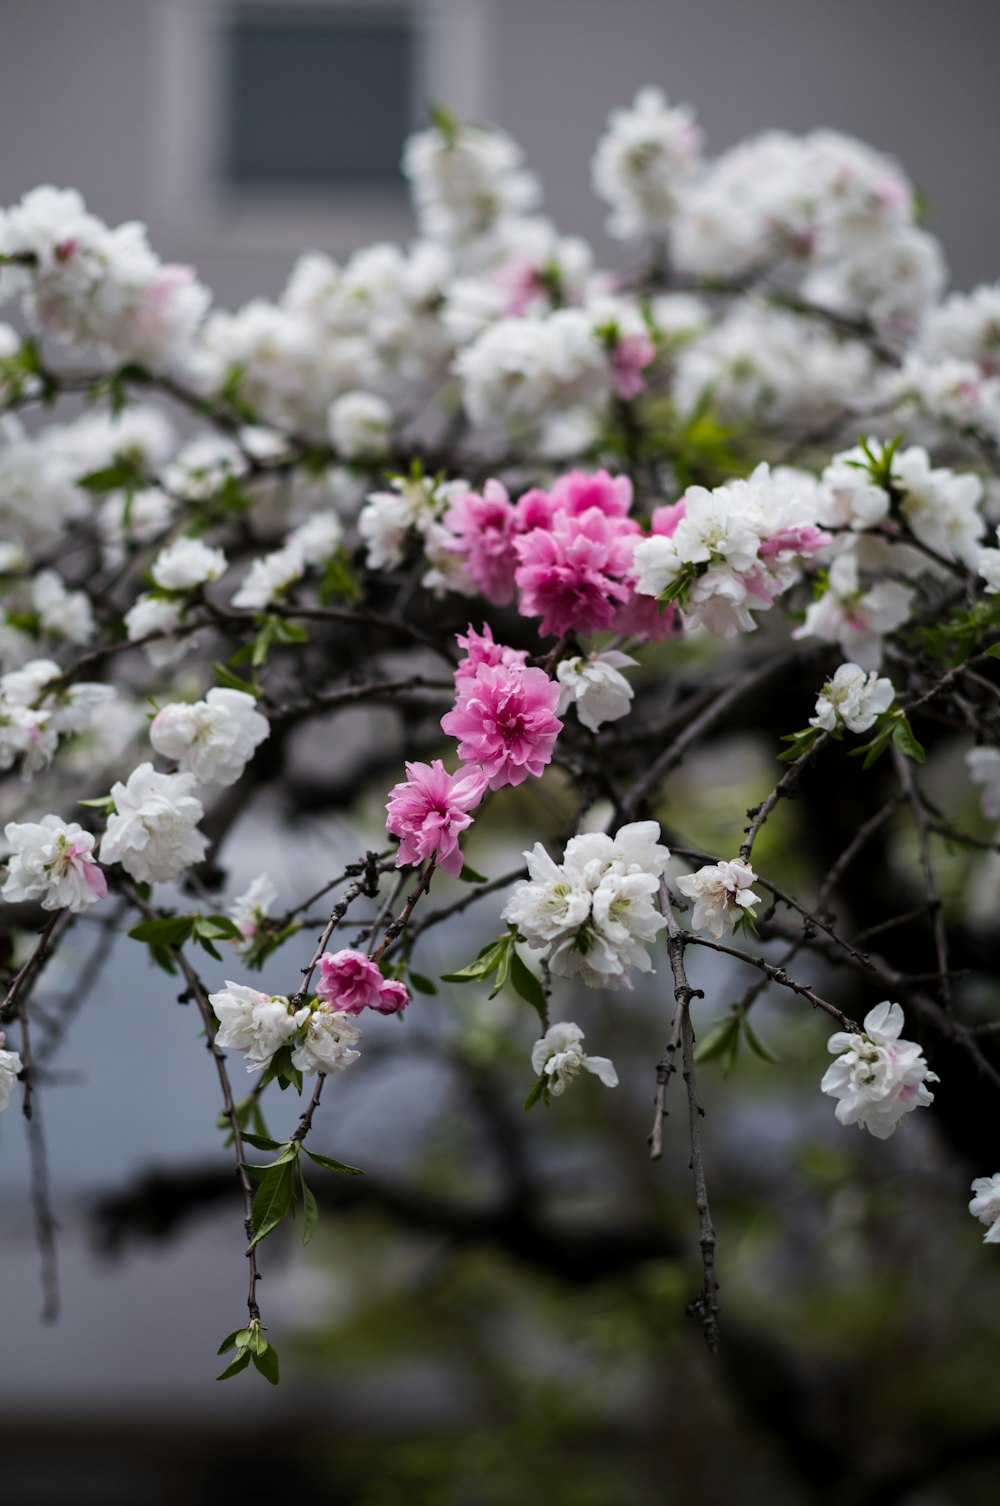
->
[821,1002,937,1140]
[0,659,114,779]
[502,821,669,989]
[210,981,360,1076]
[0,186,210,368]
[591,87,701,241]
[632,464,831,638]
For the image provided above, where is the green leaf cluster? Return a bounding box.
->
[849,710,925,770]
[694,1005,780,1076]
[127,912,243,973]
[217,1321,280,1384]
[441,929,547,1016]
[231,613,310,669]
[242,1136,363,1251]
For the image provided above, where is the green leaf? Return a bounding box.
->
[78,796,116,810]
[78,460,140,493]
[301,1180,319,1245]
[407,971,438,996]
[984,642,1000,660]
[441,935,511,983]
[128,917,193,945]
[776,726,821,763]
[252,1342,280,1385]
[303,1148,364,1176]
[741,1016,781,1065]
[524,1076,549,1112]
[693,1015,741,1073]
[217,1329,243,1355]
[457,863,489,884]
[891,714,925,764]
[244,1142,300,1172]
[212,659,261,696]
[249,1160,296,1245]
[509,950,547,1017]
[217,1350,252,1381]
[149,944,178,975]
[240,1132,284,1152]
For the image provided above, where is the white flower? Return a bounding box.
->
[967,746,1000,821]
[123,592,189,667]
[556,651,636,732]
[286,511,343,566]
[821,1001,937,1140]
[229,872,278,941]
[592,87,701,240]
[149,536,227,592]
[503,821,669,989]
[3,815,107,911]
[99,762,206,882]
[231,547,303,610]
[290,1005,362,1075]
[675,859,759,938]
[209,981,308,1072]
[969,1174,1000,1244]
[530,1021,618,1097]
[794,550,914,670]
[0,1033,23,1113]
[150,688,269,786]
[810,663,895,734]
[328,390,392,459]
[892,446,985,568]
[31,569,95,644]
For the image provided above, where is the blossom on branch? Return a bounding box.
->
[385,758,488,875]
[675,859,759,938]
[441,664,562,790]
[317,950,409,1016]
[150,688,269,787]
[809,663,895,734]
[821,1002,937,1140]
[99,763,206,883]
[530,1021,618,1097]
[2,814,107,912]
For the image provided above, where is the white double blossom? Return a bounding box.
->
[555,650,636,732]
[210,982,309,1073]
[810,663,895,734]
[821,1001,937,1140]
[530,1022,618,1097]
[99,763,206,882]
[149,536,228,592]
[150,688,269,787]
[2,815,106,912]
[969,1175,1000,1244]
[328,390,392,460]
[503,821,669,989]
[675,858,759,938]
[228,873,278,943]
[0,1032,23,1113]
[591,86,701,240]
[291,1006,362,1075]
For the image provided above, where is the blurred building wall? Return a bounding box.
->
[0,0,995,305]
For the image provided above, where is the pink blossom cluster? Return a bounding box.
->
[441,469,678,640]
[316,949,409,1016]
[384,623,565,876]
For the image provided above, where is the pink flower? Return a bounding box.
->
[547,469,634,519]
[371,978,409,1015]
[609,332,656,399]
[443,480,525,605]
[317,949,387,1015]
[515,486,558,531]
[454,624,529,690]
[441,663,563,789]
[513,508,638,637]
[385,758,488,875]
[317,949,410,1016]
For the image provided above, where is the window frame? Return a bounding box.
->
[153,0,496,256]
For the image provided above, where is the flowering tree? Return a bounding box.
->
[2,87,1000,1428]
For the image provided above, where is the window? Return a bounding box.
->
[221,7,419,196]
[155,0,494,254]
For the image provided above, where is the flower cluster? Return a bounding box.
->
[821,1002,937,1139]
[0,659,114,779]
[316,950,409,1016]
[675,859,759,938]
[503,821,669,989]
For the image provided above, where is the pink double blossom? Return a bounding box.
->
[441,662,562,789]
[317,949,410,1015]
[385,758,488,875]
[547,469,634,519]
[513,507,638,638]
[454,623,528,689]
[609,332,657,399]
[444,481,525,605]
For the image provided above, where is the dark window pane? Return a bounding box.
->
[222,8,415,190]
